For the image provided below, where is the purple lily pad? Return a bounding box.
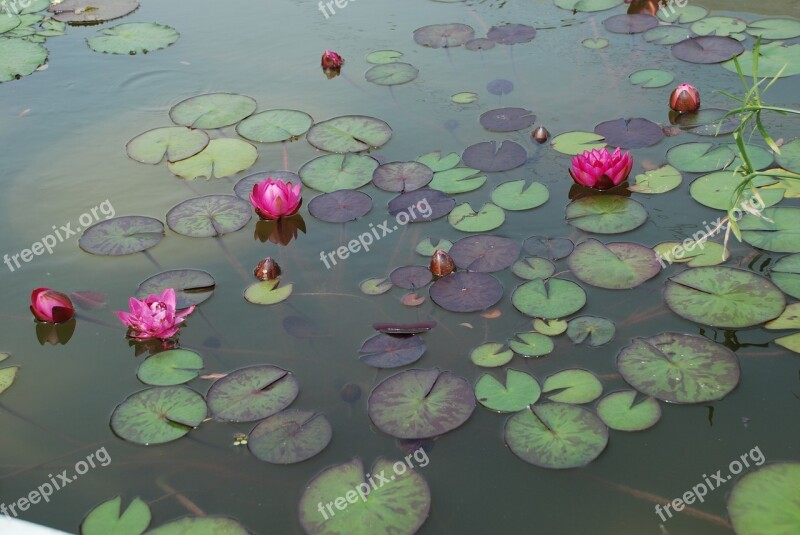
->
[449,235,521,272]
[466,39,496,51]
[429,272,503,312]
[390,266,434,289]
[522,236,575,261]
[373,321,438,334]
[359,333,426,368]
[594,118,664,149]
[373,161,433,192]
[603,14,659,34]
[487,23,536,44]
[462,140,527,172]
[234,171,300,200]
[413,23,475,48]
[368,368,476,438]
[487,79,514,95]
[672,36,744,64]
[207,365,299,422]
[248,409,331,464]
[388,188,455,222]
[308,190,372,223]
[136,269,215,309]
[79,216,164,256]
[166,195,252,238]
[480,108,537,133]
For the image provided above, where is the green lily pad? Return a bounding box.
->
[568,239,661,289]
[691,16,746,37]
[81,496,151,535]
[0,15,21,35]
[136,269,215,309]
[429,168,486,194]
[169,93,257,129]
[629,69,673,88]
[306,115,392,153]
[415,238,452,256]
[470,342,514,367]
[554,0,622,13]
[248,409,331,464]
[746,18,800,40]
[666,142,735,173]
[475,369,541,412]
[491,180,549,211]
[629,165,682,194]
[658,5,707,23]
[509,331,555,358]
[581,38,609,49]
[79,216,164,255]
[765,303,800,330]
[740,207,800,253]
[770,253,800,299]
[298,457,431,535]
[366,49,403,64]
[775,138,800,173]
[167,139,257,179]
[126,126,209,164]
[367,368,475,439]
[166,195,251,238]
[774,333,800,353]
[0,366,19,396]
[146,517,249,534]
[360,277,392,295]
[110,386,207,445]
[137,350,203,386]
[567,316,615,346]
[448,202,505,232]
[655,241,730,267]
[451,92,478,104]
[617,333,740,403]
[665,267,785,328]
[300,153,378,192]
[722,41,800,78]
[0,37,47,82]
[643,26,692,45]
[87,22,179,54]
[689,173,782,210]
[417,151,460,172]
[728,462,800,535]
[207,365,299,422]
[512,257,555,280]
[504,403,608,469]
[512,278,586,319]
[542,369,602,404]
[596,391,661,431]
[728,144,774,171]
[566,196,647,234]
[365,62,419,86]
[244,279,293,305]
[236,109,313,143]
[533,319,568,336]
[19,0,51,14]
[0,353,9,363]
[550,131,606,155]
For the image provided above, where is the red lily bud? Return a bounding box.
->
[430,250,456,277]
[321,50,344,70]
[254,257,281,280]
[30,288,75,323]
[669,83,700,113]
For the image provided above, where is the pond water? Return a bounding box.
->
[1,0,799,534]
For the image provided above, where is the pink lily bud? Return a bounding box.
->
[669,83,700,113]
[30,288,75,323]
[321,50,344,70]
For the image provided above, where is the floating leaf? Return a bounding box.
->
[512,278,586,319]
[373,161,433,192]
[402,293,425,306]
[655,241,730,267]
[672,36,744,64]
[658,4,707,23]
[448,235,520,272]
[770,253,800,300]
[471,342,513,368]
[479,107,536,132]
[689,173,782,210]
[389,189,455,221]
[0,37,47,82]
[740,207,800,253]
[774,333,800,354]
[569,239,660,289]
[207,365,298,422]
[236,109,313,143]
[486,23,536,44]
[233,171,300,200]
[87,22,178,54]
[594,117,663,149]
[300,153,378,192]
[365,62,419,86]
[366,49,403,64]
[452,92,478,104]
[581,37,609,49]
[137,350,203,386]
[79,216,164,255]
[126,126,209,164]
[512,257,556,280]
[566,196,647,234]
[368,368,475,438]
[49,0,139,24]
[359,333,426,368]
[727,463,800,535]
[167,138,257,179]
[413,23,474,48]
[0,366,19,396]
[554,0,622,13]
[167,195,251,237]
[429,272,503,312]
[475,370,540,412]
[775,139,800,173]
[360,277,392,295]
[567,316,615,346]
[551,131,606,155]
[465,38,495,51]
[691,16,746,37]
[244,279,293,305]
[596,391,661,431]
[462,140,527,172]
[491,180,549,211]
[746,18,800,40]
[372,321,437,335]
[0,15,20,35]
[136,269,215,308]
[308,190,372,223]
[428,167,486,194]
[523,236,574,261]
[81,496,151,535]
[486,79,513,95]
[448,202,505,232]
[542,369,602,404]
[248,409,331,464]
[722,41,800,78]
[765,303,800,330]
[666,142,735,173]
[110,386,206,445]
[603,14,659,34]
[415,237,452,256]
[169,93,256,129]
[146,517,249,535]
[617,333,741,403]
[629,69,674,88]
[643,26,691,45]
[629,165,682,194]
[390,266,433,290]
[417,151,459,172]
[508,331,555,358]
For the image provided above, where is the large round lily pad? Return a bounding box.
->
[740,207,800,253]
[167,138,257,179]
[81,496,151,535]
[462,140,527,172]
[429,272,503,312]
[0,38,47,82]
[365,62,419,86]
[566,196,647,234]
[413,23,474,48]
[110,386,207,445]
[775,138,800,174]
[136,269,215,308]
[486,23,536,44]
[87,22,179,54]
[306,115,392,153]
[479,108,536,132]
[689,173,783,210]
[236,109,313,143]
[359,333,426,368]
[388,189,455,222]
[475,369,540,412]
[523,236,574,261]
[298,457,431,534]
[596,390,661,431]
[207,365,299,422]
[568,239,661,289]
[448,203,505,232]
[166,195,252,238]
[373,161,433,192]
[504,403,608,469]
[126,126,209,164]
[770,253,800,299]
[672,36,744,64]
[727,463,800,535]
[512,257,556,280]
[79,216,164,255]
[512,278,586,319]
[594,118,663,149]
[448,235,520,272]
[248,409,331,464]
[49,0,139,25]
[300,153,379,192]
[368,368,475,438]
[137,349,204,386]
[308,190,372,223]
[667,142,735,173]
[722,42,800,78]
[617,333,741,403]
[746,18,800,40]
[169,93,256,129]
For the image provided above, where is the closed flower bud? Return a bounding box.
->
[254,257,281,280]
[430,250,456,277]
[532,126,549,144]
[669,83,700,113]
[321,50,344,70]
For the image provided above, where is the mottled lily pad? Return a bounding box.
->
[491,180,549,210]
[137,349,204,386]
[596,391,661,431]
[167,195,251,237]
[81,496,151,535]
[479,108,536,132]
[672,36,744,64]
[475,369,540,412]
[169,93,256,129]
[87,22,179,54]
[307,115,392,153]
[429,272,503,312]
[136,269,215,308]
[365,63,419,86]
[566,196,647,234]
[523,236,574,261]
[567,316,615,346]
[672,108,739,136]
[486,79,513,95]
[740,207,800,253]
[603,14,659,34]
[770,253,800,300]
[79,216,164,255]
[727,463,800,535]
[390,266,433,289]
[594,117,663,149]
[512,278,586,319]
[126,126,209,164]
[462,140,527,172]
[542,369,602,404]
[308,190,372,223]
[49,0,139,25]
[300,154,379,193]
[512,257,556,280]
[167,139,258,179]
[448,235,520,272]
[248,409,331,464]
[110,386,207,445]
[569,239,661,289]
[373,161,433,192]
[236,109,313,143]
[207,365,298,422]
[486,23,536,44]
[0,37,48,82]
[413,23,475,48]
[359,333,426,368]
[465,39,495,51]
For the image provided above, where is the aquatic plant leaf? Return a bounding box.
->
[486,23,535,44]
[306,115,392,153]
[486,79,513,95]
[390,266,433,290]
[479,108,536,132]
[244,279,293,305]
[298,458,431,534]
[448,202,505,232]
[655,241,730,267]
[512,257,555,280]
[504,403,608,469]
[617,333,741,403]
[368,368,475,438]
[81,496,151,535]
[775,138,800,174]
[603,14,658,34]
[657,4,707,23]
[691,16,746,37]
[554,0,622,13]
[628,68,673,88]
[449,235,520,272]
[740,207,800,252]
[542,369,602,404]
[567,316,615,346]
[491,180,549,210]
[522,236,574,260]
[569,239,660,289]
[596,391,661,431]
[533,319,567,336]
[0,15,20,35]
[429,272,503,312]
[207,365,298,422]
[248,409,331,464]
[79,216,164,255]
[666,142,735,173]
[169,93,256,129]
[136,269,215,308]
[689,172,782,210]
[236,109,313,143]
[581,38,609,49]
[566,196,647,234]
[470,342,513,368]
[49,0,139,24]
[508,331,554,358]
[746,18,800,40]
[146,517,249,534]
[137,350,203,386]
[308,190,372,222]
[359,333,426,368]
[389,188,455,221]
[0,366,19,396]
[465,38,495,51]
[167,195,251,237]
[300,153,378,192]
[451,92,478,104]
[167,138,257,179]
[413,23,474,48]
[551,131,606,155]
[417,151,459,172]
[722,41,800,78]
[765,303,800,330]
[475,369,540,412]
[629,165,682,194]
[594,117,663,149]
[126,126,209,164]
[643,26,691,45]
[360,277,392,295]
[671,108,739,136]
[770,253,800,299]
[366,49,403,64]
[462,140,527,172]
[373,161,433,192]
[233,171,300,199]
[87,22,178,54]
[0,37,47,82]
[512,278,586,319]
[672,36,744,64]
[365,62,419,86]
[110,386,206,445]
[372,321,437,335]
[774,333,800,353]
[727,463,800,535]
[415,238,452,256]
[428,167,486,194]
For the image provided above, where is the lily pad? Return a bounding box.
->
[169,93,256,129]
[512,278,586,319]
[475,369,540,412]
[388,189,455,221]
[596,391,661,431]
[359,333,426,368]
[629,69,674,88]
[81,496,151,535]
[236,109,313,143]
[594,117,663,149]
[248,409,331,464]
[233,171,300,200]
[244,279,293,305]
[206,365,298,422]
[486,79,513,95]
[479,108,536,132]
[629,165,682,194]
[764,303,800,330]
[722,41,800,78]
[0,15,20,35]
[448,202,505,232]
[486,23,536,44]
[770,253,800,299]
[569,239,661,289]
[306,115,392,153]
[554,0,622,12]
[617,333,741,403]
[658,5,707,23]
[126,126,209,164]
[581,37,609,49]
[523,236,574,261]
[667,142,735,173]
[413,23,474,48]
[146,517,249,534]
[672,36,744,64]
[365,62,419,86]
[79,216,164,255]
[429,272,503,312]
[775,333,800,353]
[566,196,647,234]
[655,241,730,267]
[167,138,257,179]
[49,0,139,25]
[603,14,659,34]
[689,172,783,210]
[390,266,433,290]
[470,342,514,368]
[508,331,555,358]
[643,26,692,45]
[567,316,615,346]
[491,180,549,211]
[366,50,403,64]
[504,403,608,469]
[373,161,433,192]
[551,131,607,155]
[512,257,556,280]
[462,140,527,172]
[727,463,800,535]
[451,91,479,104]
[0,366,19,396]
[691,16,746,37]
[740,207,800,252]
[775,138,800,173]
[87,22,178,54]
[300,153,378,192]
[448,234,520,272]
[368,368,475,438]
[465,38,495,51]
[0,37,47,82]
[533,319,567,336]
[136,269,215,308]
[360,277,392,295]
[110,386,207,445]
[542,369,602,404]
[308,190,372,223]
[415,237,452,256]
[137,349,204,386]
[746,18,800,40]
[166,195,251,237]
[672,108,740,136]
[428,167,486,194]
[417,151,460,172]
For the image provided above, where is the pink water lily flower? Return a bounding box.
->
[30,288,75,323]
[116,288,194,340]
[250,177,302,220]
[569,147,634,190]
